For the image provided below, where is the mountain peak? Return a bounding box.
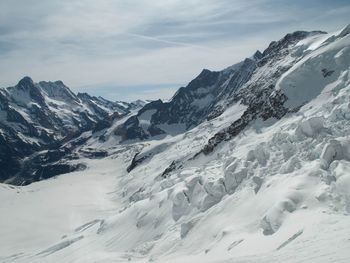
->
[253,50,263,60]
[282,30,326,42]
[17,76,34,88]
[77,92,92,99]
[262,30,326,58]
[54,80,65,86]
[200,68,211,74]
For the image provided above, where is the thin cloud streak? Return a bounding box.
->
[0,0,349,100]
[124,33,215,52]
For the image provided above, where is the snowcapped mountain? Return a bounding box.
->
[114,30,327,142]
[1,24,350,263]
[0,77,142,184]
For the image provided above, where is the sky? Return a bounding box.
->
[0,0,349,102]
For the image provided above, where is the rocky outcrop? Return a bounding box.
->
[115,57,258,141]
[0,77,138,184]
[115,31,326,143]
[196,31,326,155]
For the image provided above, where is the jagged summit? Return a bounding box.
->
[199,68,214,75]
[262,30,326,58]
[0,77,144,184]
[76,91,93,99]
[253,50,263,60]
[17,76,35,88]
[39,80,79,103]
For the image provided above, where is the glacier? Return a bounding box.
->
[0,25,350,263]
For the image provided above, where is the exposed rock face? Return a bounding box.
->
[127,152,151,173]
[0,77,138,184]
[115,57,258,140]
[201,88,288,155]
[198,30,326,155]
[115,30,326,143]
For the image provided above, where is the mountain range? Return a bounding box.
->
[1,24,350,263]
[0,78,145,184]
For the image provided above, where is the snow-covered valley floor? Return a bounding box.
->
[1,94,350,262]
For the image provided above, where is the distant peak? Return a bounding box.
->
[199,69,213,76]
[262,30,327,57]
[197,68,219,79]
[253,50,263,60]
[77,92,92,99]
[39,80,67,87]
[17,76,34,88]
[54,80,65,86]
[279,30,326,44]
[283,30,326,41]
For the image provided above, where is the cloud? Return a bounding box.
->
[124,33,214,51]
[0,0,349,100]
[77,82,181,102]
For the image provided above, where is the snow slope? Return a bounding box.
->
[1,26,350,262]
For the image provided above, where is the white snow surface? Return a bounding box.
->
[1,28,350,263]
